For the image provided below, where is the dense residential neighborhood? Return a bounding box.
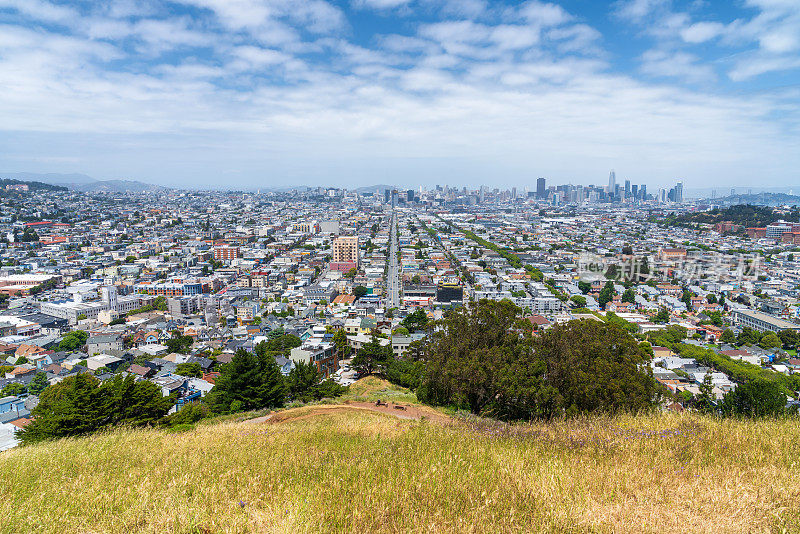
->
[1,183,799,449]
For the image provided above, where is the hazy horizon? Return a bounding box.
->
[1,0,798,190]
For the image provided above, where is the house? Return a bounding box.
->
[187,355,214,372]
[87,334,123,355]
[525,315,551,330]
[391,336,412,358]
[290,340,338,378]
[275,356,294,375]
[86,354,124,372]
[0,395,26,416]
[151,374,202,411]
[128,364,155,378]
[343,317,361,335]
[14,343,48,361]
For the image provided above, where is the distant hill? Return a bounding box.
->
[0,172,165,192]
[75,179,166,193]
[0,172,96,185]
[0,178,68,192]
[701,192,800,207]
[356,184,399,194]
[660,204,800,229]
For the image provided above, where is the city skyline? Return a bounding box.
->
[1,0,799,188]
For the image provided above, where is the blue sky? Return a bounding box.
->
[0,0,798,190]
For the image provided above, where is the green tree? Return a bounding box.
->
[352,286,368,299]
[58,330,88,351]
[166,332,194,354]
[19,374,104,443]
[101,374,174,427]
[681,289,694,309]
[570,295,586,308]
[153,296,168,311]
[175,362,202,378]
[258,336,301,356]
[704,311,723,327]
[417,299,543,418]
[598,281,615,310]
[351,338,393,376]
[778,329,798,349]
[720,380,787,417]
[759,332,782,350]
[720,329,736,344]
[19,374,171,445]
[533,319,660,416]
[286,360,319,402]
[577,281,592,294]
[1,382,26,397]
[621,288,635,303]
[737,327,761,346]
[207,348,286,413]
[418,300,660,420]
[401,308,429,333]
[696,370,716,414]
[392,326,410,336]
[652,308,670,324]
[332,329,351,359]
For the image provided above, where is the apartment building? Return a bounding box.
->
[331,236,358,271]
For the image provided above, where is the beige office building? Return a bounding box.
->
[332,236,359,267]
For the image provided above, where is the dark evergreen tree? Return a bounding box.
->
[28,372,50,396]
[208,348,287,413]
[598,281,615,309]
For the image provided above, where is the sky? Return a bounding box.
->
[0,0,799,191]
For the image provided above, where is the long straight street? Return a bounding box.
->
[386,211,401,309]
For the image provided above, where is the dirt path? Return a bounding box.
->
[244,401,450,425]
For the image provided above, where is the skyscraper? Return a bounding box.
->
[536,177,546,199]
[624,179,631,199]
[607,170,616,194]
[675,181,683,203]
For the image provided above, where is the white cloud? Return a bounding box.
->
[489,25,540,50]
[175,0,344,34]
[547,24,602,54]
[613,0,669,22]
[0,0,78,24]
[352,0,411,10]
[758,30,799,53]
[518,1,571,27]
[729,54,800,81]
[680,22,724,43]
[640,49,715,83]
[0,0,797,188]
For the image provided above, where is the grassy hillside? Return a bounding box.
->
[2,403,799,534]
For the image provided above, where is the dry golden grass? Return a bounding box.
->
[0,408,798,534]
[343,375,418,404]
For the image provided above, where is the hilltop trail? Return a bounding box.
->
[244,401,450,425]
